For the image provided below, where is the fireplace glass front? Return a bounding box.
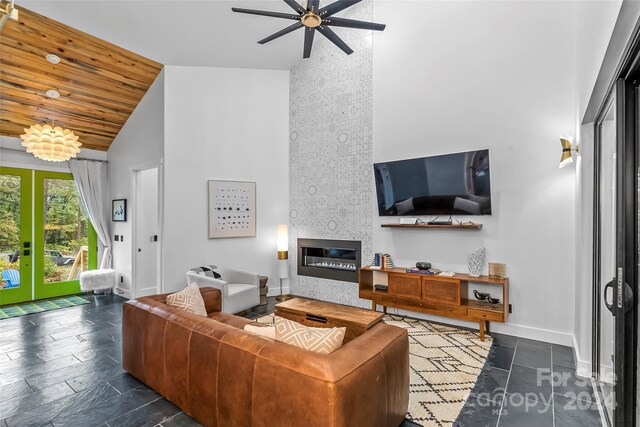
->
[297,239,361,283]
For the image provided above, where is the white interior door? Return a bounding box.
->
[134,167,159,297]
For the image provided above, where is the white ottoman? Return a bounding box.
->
[80,269,116,294]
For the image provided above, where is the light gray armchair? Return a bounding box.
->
[186,265,260,314]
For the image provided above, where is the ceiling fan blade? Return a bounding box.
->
[258,22,304,44]
[317,26,353,55]
[231,8,300,21]
[283,0,304,14]
[322,16,386,31]
[319,0,363,17]
[307,0,320,13]
[303,27,316,58]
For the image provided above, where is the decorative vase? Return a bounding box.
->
[467,248,486,277]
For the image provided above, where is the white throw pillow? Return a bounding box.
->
[244,324,276,339]
[166,283,207,317]
[275,317,346,354]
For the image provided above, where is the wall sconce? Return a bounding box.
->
[559,134,579,168]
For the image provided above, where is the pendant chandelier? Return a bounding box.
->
[20,123,81,162]
[20,87,82,162]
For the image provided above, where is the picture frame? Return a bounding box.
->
[112,199,127,222]
[208,180,256,238]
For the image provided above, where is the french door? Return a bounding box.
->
[593,76,639,425]
[0,167,32,305]
[0,167,96,305]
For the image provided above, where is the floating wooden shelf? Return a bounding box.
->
[381,223,482,230]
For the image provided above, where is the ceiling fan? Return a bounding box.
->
[231,0,386,58]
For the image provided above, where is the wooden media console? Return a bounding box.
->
[358,266,509,341]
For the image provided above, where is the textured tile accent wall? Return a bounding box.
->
[288,1,373,308]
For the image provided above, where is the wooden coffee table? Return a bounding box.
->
[274,298,384,343]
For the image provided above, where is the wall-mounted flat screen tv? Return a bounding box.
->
[374,149,492,216]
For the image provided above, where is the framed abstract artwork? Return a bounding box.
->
[208,180,256,238]
[112,199,127,222]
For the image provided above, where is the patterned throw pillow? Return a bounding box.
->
[275,317,346,354]
[190,265,222,279]
[166,283,207,317]
[244,324,276,339]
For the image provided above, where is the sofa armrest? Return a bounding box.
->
[186,272,229,298]
[199,287,222,313]
[222,267,260,287]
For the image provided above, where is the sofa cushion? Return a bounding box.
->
[275,317,346,354]
[166,283,207,316]
[244,324,276,339]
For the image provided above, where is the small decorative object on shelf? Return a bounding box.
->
[374,284,388,292]
[371,253,394,269]
[487,296,500,304]
[489,262,506,278]
[473,290,490,301]
[467,247,486,277]
[416,261,432,270]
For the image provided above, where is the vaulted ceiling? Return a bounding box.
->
[0,4,163,151]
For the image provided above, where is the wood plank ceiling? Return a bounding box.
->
[0,3,163,151]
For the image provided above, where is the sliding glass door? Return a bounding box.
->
[0,168,96,305]
[593,74,639,426]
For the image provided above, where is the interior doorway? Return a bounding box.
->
[132,166,161,298]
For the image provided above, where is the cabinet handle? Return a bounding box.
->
[393,298,396,302]
[419,303,423,307]
[448,307,452,311]
[482,314,487,318]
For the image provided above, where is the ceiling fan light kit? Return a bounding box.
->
[232,0,386,58]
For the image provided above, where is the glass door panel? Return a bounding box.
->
[0,167,32,305]
[597,98,617,423]
[34,171,96,300]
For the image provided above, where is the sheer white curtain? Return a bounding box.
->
[68,159,112,269]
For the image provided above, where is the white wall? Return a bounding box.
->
[372,1,579,345]
[107,69,165,297]
[575,1,622,122]
[163,66,289,294]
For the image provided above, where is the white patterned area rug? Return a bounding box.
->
[254,313,492,427]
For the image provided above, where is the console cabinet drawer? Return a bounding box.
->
[435,305,467,316]
[423,278,461,305]
[468,309,503,322]
[382,294,412,306]
[388,273,422,299]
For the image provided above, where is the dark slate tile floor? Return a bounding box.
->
[0,295,601,427]
[455,332,603,427]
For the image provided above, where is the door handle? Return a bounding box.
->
[604,278,616,315]
[622,281,634,313]
[137,248,141,252]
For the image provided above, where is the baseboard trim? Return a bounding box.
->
[267,286,289,297]
[572,334,592,377]
[389,307,573,345]
[114,287,131,299]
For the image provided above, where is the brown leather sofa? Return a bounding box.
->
[123,287,409,427]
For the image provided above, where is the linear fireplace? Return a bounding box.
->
[297,238,362,283]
